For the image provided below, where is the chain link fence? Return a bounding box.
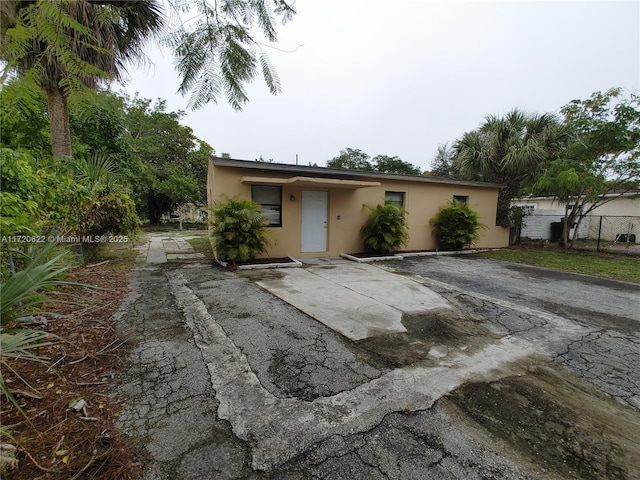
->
[520,212,640,254]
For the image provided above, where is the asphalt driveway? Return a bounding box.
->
[115,235,640,479]
[382,255,640,409]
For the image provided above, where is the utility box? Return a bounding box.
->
[550,222,564,242]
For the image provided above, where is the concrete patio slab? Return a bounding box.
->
[254,262,452,340]
[311,263,452,314]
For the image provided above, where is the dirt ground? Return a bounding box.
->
[1,245,137,480]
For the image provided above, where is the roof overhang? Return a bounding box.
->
[212,157,504,189]
[241,175,380,189]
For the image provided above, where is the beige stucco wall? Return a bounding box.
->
[208,163,509,258]
[589,196,640,216]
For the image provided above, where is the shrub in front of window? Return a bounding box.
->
[210,195,272,263]
[430,200,481,251]
[360,203,408,254]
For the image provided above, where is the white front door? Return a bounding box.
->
[301,190,328,252]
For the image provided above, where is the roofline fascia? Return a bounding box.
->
[210,157,504,189]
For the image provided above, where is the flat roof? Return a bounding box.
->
[241,175,381,189]
[211,157,503,189]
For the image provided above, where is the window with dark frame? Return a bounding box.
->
[251,185,282,226]
[453,195,469,205]
[385,191,405,210]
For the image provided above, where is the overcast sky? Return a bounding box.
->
[119,0,640,172]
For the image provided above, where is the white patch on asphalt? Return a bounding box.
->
[254,263,452,340]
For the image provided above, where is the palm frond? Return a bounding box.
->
[72,152,124,192]
[259,51,280,95]
[361,203,408,254]
[164,0,295,110]
[210,194,272,262]
[1,0,165,94]
[0,243,87,326]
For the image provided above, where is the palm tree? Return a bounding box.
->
[453,109,567,226]
[2,1,296,158]
[1,0,164,158]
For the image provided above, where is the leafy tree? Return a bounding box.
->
[430,200,481,251]
[453,109,567,226]
[123,96,214,223]
[372,155,421,175]
[0,79,51,157]
[1,0,164,158]
[429,143,457,177]
[327,148,374,170]
[69,88,131,162]
[0,82,130,162]
[534,88,640,248]
[360,203,408,254]
[1,84,212,225]
[210,195,272,263]
[327,149,421,174]
[1,0,295,157]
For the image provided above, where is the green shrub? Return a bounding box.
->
[430,201,481,250]
[210,195,272,263]
[360,203,408,254]
[0,243,85,418]
[76,189,140,238]
[0,148,87,232]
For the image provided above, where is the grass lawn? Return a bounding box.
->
[93,242,139,270]
[477,248,640,284]
[188,236,215,260]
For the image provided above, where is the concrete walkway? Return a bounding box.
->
[135,231,208,264]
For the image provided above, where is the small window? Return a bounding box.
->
[385,191,405,210]
[453,195,468,205]
[252,185,282,226]
[515,204,536,215]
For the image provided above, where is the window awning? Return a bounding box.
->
[240,175,381,189]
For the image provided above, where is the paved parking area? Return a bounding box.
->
[115,233,640,479]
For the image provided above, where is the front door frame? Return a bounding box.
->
[301,190,328,253]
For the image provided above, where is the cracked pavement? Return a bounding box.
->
[386,256,640,410]
[115,235,640,479]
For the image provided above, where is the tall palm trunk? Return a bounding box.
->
[46,87,72,158]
